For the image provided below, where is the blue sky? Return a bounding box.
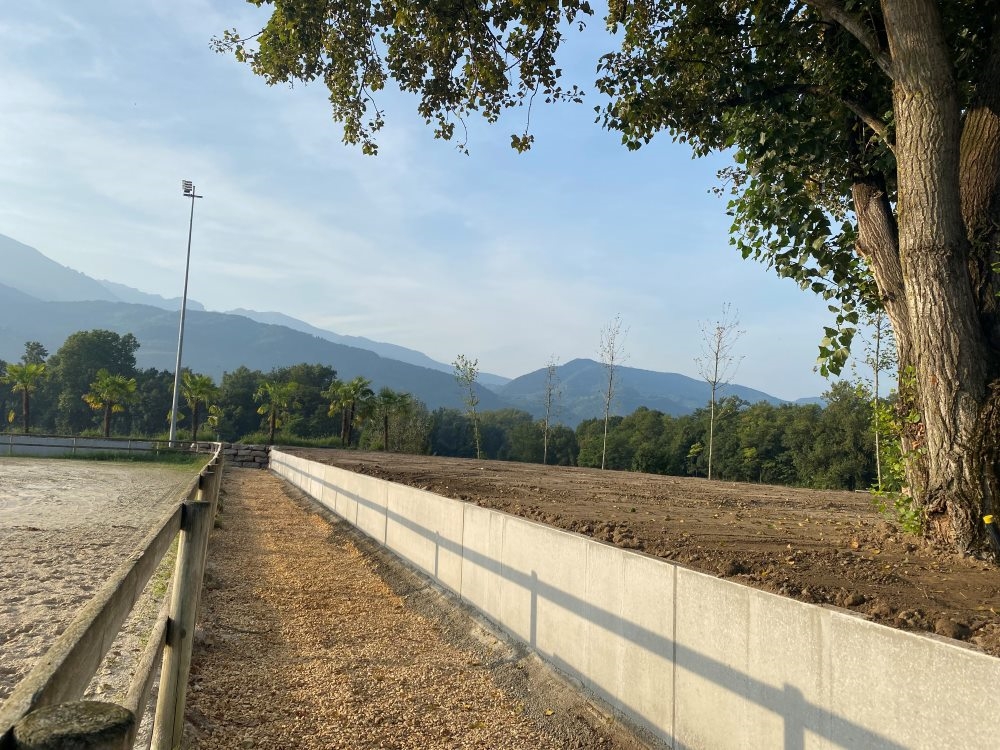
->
[0,1,848,400]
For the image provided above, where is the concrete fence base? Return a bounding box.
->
[271,450,1000,750]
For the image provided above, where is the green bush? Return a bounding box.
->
[235,431,343,448]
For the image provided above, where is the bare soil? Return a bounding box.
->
[288,449,1000,657]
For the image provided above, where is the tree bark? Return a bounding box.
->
[884,0,993,551]
[852,177,929,495]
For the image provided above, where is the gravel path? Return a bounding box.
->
[185,470,649,749]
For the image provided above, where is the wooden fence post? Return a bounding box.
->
[11,701,134,750]
[150,500,213,750]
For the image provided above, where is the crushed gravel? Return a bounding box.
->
[184,469,656,749]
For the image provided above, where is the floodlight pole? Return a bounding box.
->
[168,181,203,445]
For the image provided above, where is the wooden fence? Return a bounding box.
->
[0,443,224,750]
[0,433,219,458]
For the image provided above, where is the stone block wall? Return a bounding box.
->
[222,443,270,469]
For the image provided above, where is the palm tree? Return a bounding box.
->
[326,376,373,446]
[254,381,299,444]
[322,378,347,440]
[83,369,138,437]
[182,372,217,441]
[373,388,412,451]
[206,404,224,439]
[2,362,46,433]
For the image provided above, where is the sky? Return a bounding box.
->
[0,1,851,400]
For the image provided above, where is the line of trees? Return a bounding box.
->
[2,328,894,494]
[425,381,885,492]
[0,330,427,449]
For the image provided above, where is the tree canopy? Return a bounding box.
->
[219,1,1000,554]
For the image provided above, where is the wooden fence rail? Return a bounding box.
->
[0,444,224,750]
[0,433,219,458]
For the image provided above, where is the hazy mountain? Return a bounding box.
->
[0,283,507,412]
[499,358,787,424]
[98,279,205,312]
[794,396,826,406]
[1,232,505,385]
[1,233,817,421]
[227,308,509,387]
[2,234,118,303]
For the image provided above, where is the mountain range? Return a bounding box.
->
[0,233,818,422]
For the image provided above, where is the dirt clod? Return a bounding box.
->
[843,592,866,608]
[933,618,972,640]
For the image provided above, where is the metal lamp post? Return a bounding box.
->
[168,180,203,445]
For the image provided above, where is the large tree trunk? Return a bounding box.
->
[22,391,30,434]
[853,177,930,494]
[959,25,1000,350]
[883,0,995,552]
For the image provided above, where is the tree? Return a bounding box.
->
[50,330,139,434]
[696,304,745,481]
[371,387,410,451]
[269,363,338,437]
[363,394,429,454]
[324,376,373,446]
[545,424,579,466]
[83,369,138,437]
[541,357,561,465]
[128,368,175,437]
[182,372,218,441]
[223,2,1000,552]
[479,409,536,460]
[428,408,476,458]
[2,362,46,433]
[453,355,482,459]
[598,315,627,470]
[206,404,224,439]
[855,310,899,492]
[218,366,266,441]
[254,380,300,445]
[792,382,876,490]
[21,341,48,366]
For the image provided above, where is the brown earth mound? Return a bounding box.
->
[287,449,1000,657]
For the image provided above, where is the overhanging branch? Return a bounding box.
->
[804,0,894,79]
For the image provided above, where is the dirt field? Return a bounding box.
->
[288,449,1000,657]
[0,458,199,703]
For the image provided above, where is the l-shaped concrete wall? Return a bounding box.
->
[271,450,1000,749]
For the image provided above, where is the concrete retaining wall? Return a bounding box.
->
[271,450,1000,750]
